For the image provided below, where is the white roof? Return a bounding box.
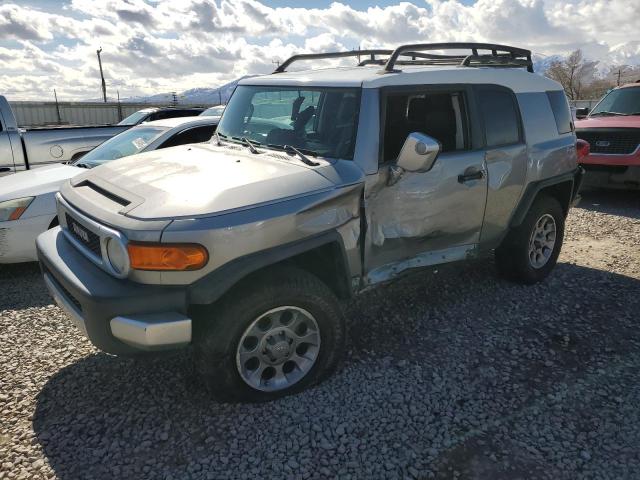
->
[240,64,562,94]
[139,116,219,129]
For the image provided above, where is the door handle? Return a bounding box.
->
[458,169,484,183]
[0,167,11,173]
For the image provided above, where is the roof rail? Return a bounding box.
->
[273,49,443,73]
[381,42,534,73]
[274,50,393,73]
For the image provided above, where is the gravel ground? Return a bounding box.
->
[1,189,639,480]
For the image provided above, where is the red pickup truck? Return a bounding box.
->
[575,82,640,189]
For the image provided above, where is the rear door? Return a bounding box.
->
[364,85,488,280]
[474,85,529,246]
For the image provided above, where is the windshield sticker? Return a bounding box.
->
[132,137,148,150]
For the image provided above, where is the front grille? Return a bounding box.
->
[576,130,640,155]
[65,213,101,257]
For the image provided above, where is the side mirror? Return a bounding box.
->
[575,107,589,119]
[396,132,441,173]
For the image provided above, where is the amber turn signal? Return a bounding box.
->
[127,242,209,271]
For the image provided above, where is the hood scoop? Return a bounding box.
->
[71,176,144,215]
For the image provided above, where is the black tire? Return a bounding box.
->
[496,195,565,284]
[193,265,346,403]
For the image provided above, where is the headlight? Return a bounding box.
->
[106,237,129,275]
[0,197,34,222]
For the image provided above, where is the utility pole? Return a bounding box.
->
[617,68,622,86]
[171,91,178,106]
[218,89,222,105]
[117,90,123,122]
[96,47,107,102]
[53,89,61,124]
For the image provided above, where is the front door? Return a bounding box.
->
[364,87,488,284]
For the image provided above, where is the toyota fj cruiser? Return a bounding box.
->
[37,43,583,402]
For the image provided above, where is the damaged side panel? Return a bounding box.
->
[363,150,488,285]
[161,181,364,286]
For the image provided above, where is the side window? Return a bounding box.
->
[382,91,468,163]
[477,87,522,147]
[547,90,573,134]
[159,125,216,149]
[153,111,176,121]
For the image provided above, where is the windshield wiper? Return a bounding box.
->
[282,145,320,166]
[590,111,629,117]
[229,135,261,154]
[213,131,230,146]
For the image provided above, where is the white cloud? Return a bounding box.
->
[0,0,637,100]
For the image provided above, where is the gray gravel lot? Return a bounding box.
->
[1,190,639,480]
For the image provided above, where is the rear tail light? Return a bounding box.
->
[576,139,590,161]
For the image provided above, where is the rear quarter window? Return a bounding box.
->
[546,90,573,134]
[476,87,522,147]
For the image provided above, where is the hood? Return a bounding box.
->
[0,164,82,202]
[71,143,336,220]
[576,116,640,130]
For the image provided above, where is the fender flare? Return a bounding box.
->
[509,168,583,227]
[187,230,351,306]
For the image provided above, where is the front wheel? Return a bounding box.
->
[194,266,346,402]
[496,195,565,284]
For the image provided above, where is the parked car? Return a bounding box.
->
[575,82,640,189]
[0,95,130,174]
[37,43,582,402]
[200,105,225,117]
[118,106,205,126]
[0,116,217,263]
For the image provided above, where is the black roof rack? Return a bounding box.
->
[274,42,533,74]
[381,43,533,73]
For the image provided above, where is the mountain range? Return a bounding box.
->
[118,75,255,105]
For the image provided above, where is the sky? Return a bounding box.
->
[0,0,638,101]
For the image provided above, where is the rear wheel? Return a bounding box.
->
[194,266,345,402]
[496,195,565,284]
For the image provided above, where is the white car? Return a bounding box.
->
[0,116,217,263]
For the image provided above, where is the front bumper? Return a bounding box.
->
[579,148,640,168]
[37,227,191,355]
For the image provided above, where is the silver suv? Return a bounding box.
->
[37,43,583,402]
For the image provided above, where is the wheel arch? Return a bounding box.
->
[188,230,354,307]
[510,169,579,228]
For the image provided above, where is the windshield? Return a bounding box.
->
[73,126,167,168]
[216,85,360,160]
[201,106,225,116]
[118,110,154,125]
[590,87,640,116]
